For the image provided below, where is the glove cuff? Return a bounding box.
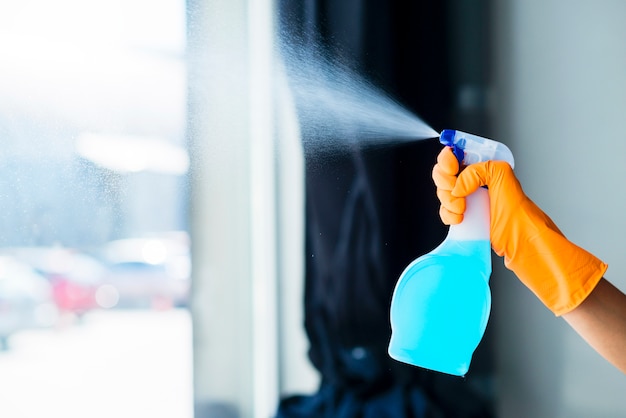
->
[504,229,608,316]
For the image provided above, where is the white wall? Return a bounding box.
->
[493,1,626,417]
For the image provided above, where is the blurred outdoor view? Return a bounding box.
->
[0,1,193,417]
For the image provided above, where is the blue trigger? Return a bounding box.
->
[451,145,464,165]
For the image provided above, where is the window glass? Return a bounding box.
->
[0,1,192,416]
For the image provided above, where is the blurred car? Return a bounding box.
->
[0,255,58,350]
[45,253,105,317]
[97,235,191,310]
[7,247,105,318]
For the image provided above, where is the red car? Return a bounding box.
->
[8,248,105,317]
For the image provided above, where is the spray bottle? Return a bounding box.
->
[388,129,514,376]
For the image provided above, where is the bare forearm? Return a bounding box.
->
[562,278,626,373]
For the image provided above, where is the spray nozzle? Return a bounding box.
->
[439,129,515,169]
[439,129,466,164]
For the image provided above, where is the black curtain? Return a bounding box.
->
[276,1,494,417]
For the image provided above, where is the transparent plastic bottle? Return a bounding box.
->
[388,130,514,376]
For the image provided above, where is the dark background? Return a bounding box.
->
[277,0,495,417]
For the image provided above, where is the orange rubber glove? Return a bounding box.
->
[432,146,608,316]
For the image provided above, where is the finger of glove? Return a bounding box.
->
[436,188,466,215]
[432,164,457,190]
[436,146,460,176]
[452,162,490,197]
[439,205,463,225]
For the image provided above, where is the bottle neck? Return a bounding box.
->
[447,187,490,241]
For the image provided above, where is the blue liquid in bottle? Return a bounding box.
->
[388,188,493,376]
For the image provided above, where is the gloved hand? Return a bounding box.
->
[432,146,608,316]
